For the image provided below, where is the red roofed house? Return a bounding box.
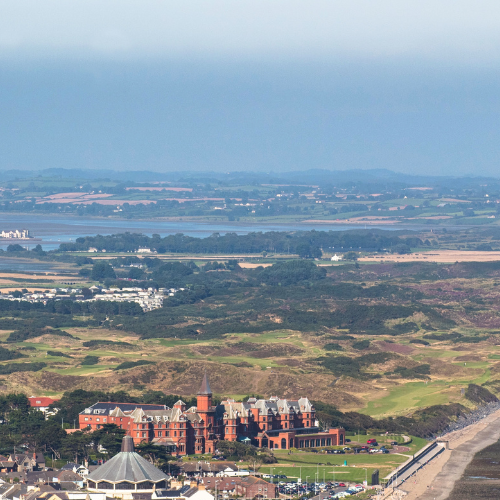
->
[28,396,59,418]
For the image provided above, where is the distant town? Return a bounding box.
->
[0,286,182,312]
[0,229,32,239]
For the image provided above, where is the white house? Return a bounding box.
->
[331,254,342,262]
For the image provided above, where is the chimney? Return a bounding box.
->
[198,484,206,491]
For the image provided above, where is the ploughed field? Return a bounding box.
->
[3,258,500,422]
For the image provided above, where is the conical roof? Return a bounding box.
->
[198,371,212,395]
[87,436,168,484]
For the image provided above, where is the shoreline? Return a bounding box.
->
[388,406,500,499]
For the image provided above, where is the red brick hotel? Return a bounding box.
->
[79,373,345,455]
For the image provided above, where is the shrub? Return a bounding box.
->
[465,384,498,404]
[0,346,26,361]
[423,332,462,341]
[0,362,46,374]
[81,356,99,366]
[387,364,431,379]
[47,350,72,358]
[324,343,343,351]
[352,340,370,350]
[82,340,133,349]
[258,260,326,286]
[114,360,155,371]
[409,339,430,346]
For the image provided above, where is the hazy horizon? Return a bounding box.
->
[1,1,499,176]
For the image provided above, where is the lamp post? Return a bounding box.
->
[363,468,367,486]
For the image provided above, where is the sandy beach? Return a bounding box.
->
[380,407,500,499]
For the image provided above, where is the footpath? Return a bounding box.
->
[378,406,500,500]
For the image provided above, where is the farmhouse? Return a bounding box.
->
[79,374,345,455]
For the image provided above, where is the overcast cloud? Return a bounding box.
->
[1,0,500,64]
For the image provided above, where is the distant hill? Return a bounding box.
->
[0,167,499,190]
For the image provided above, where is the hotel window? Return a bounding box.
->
[96,418,100,422]
[142,432,146,438]
[84,417,88,421]
[137,432,140,437]
[158,431,163,437]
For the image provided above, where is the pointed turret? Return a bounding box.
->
[121,435,134,452]
[198,371,212,395]
[196,371,213,413]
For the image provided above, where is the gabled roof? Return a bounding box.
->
[60,463,79,471]
[81,402,167,416]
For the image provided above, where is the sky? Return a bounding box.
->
[1,1,500,176]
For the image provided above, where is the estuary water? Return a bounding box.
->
[0,213,428,251]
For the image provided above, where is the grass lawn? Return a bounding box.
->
[253,437,427,485]
[257,464,379,485]
[255,449,413,485]
[360,381,453,417]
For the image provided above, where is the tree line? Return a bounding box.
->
[58,230,421,256]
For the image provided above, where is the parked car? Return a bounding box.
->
[367,438,378,445]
